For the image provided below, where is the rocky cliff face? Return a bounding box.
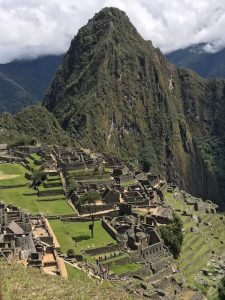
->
[43,7,225,208]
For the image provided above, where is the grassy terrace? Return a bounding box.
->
[110,263,141,275]
[0,162,74,216]
[49,219,117,255]
[0,163,27,186]
[165,191,225,297]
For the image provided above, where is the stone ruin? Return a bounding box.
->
[0,202,67,278]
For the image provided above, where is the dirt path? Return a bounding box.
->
[0,173,19,180]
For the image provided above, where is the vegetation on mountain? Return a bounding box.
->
[0,72,33,113]
[43,7,225,208]
[0,55,63,113]
[159,213,183,259]
[0,105,73,146]
[167,44,225,79]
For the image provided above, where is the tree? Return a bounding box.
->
[30,164,47,189]
[159,213,183,259]
[68,179,78,196]
[218,276,225,299]
[78,190,100,238]
[67,249,75,258]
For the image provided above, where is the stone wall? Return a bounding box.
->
[85,244,119,256]
[102,255,132,268]
[38,189,64,197]
[102,218,118,240]
[43,182,62,188]
[77,203,115,215]
[0,156,23,163]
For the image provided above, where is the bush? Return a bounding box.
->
[78,190,100,205]
[218,276,225,299]
[67,249,75,258]
[159,213,183,259]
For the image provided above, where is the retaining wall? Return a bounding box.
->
[85,244,120,256]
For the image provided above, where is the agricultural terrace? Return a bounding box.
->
[49,219,116,255]
[0,163,27,186]
[165,191,225,299]
[0,155,74,216]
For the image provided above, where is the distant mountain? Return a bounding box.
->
[0,105,71,146]
[0,72,33,113]
[167,44,225,79]
[43,7,225,208]
[0,55,63,113]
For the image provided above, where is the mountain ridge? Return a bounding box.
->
[43,7,225,208]
[167,43,225,79]
[0,55,63,113]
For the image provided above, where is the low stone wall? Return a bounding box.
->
[37,197,65,202]
[0,184,27,189]
[0,156,23,162]
[61,216,100,222]
[85,244,120,256]
[147,266,173,283]
[77,203,114,215]
[102,218,118,240]
[43,182,62,188]
[47,171,59,176]
[39,189,64,197]
[122,264,152,278]
[25,172,32,180]
[78,179,115,186]
[131,242,165,262]
[102,255,131,268]
[14,151,27,158]
[114,175,134,184]
[34,159,42,166]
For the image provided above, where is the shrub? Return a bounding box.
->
[159,213,183,259]
[67,249,75,258]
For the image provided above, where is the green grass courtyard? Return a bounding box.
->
[49,219,117,255]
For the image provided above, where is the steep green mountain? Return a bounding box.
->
[0,55,63,113]
[167,44,225,79]
[0,72,33,113]
[43,7,225,208]
[0,105,71,146]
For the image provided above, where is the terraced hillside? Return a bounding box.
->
[165,190,225,299]
[0,153,74,216]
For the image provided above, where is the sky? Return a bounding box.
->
[1,0,225,63]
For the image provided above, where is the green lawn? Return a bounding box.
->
[36,199,74,215]
[110,263,141,275]
[49,219,116,255]
[0,186,39,213]
[120,179,137,187]
[0,163,27,186]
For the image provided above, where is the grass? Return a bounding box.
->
[30,153,42,161]
[0,163,27,186]
[120,179,137,187]
[110,263,142,275]
[36,199,74,215]
[0,186,74,215]
[49,219,117,255]
[65,263,93,282]
[0,260,133,300]
[0,186,39,213]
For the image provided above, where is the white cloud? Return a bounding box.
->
[0,0,225,62]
